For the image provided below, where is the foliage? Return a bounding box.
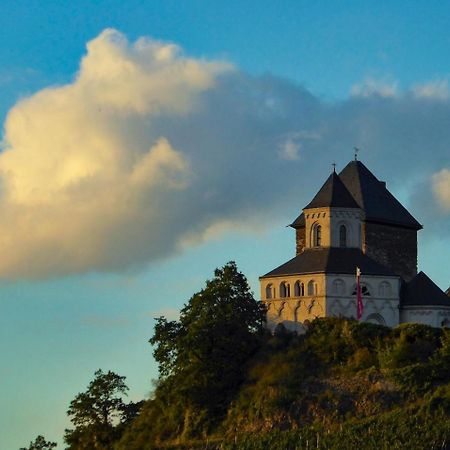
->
[220,405,450,450]
[152,262,265,412]
[117,262,266,447]
[67,369,128,428]
[20,435,57,450]
[379,323,441,370]
[64,369,142,450]
[117,316,450,448]
[46,260,450,450]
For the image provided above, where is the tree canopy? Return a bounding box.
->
[20,435,57,450]
[64,369,142,450]
[150,261,266,413]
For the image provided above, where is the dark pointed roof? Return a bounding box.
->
[401,271,450,307]
[303,171,361,210]
[290,212,305,228]
[260,247,396,278]
[338,160,422,230]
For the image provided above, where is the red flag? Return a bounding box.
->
[356,267,363,320]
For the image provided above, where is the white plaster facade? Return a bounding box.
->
[400,307,450,328]
[304,207,363,249]
[261,273,400,332]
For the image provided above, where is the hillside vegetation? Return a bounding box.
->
[34,263,450,450]
[118,319,450,449]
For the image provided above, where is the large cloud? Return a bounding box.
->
[0,29,449,278]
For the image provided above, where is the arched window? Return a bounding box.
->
[294,281,305,297]
[333,279,345,295]
[280,282,290,298]
[313,224,322,247]
[339,225,347,247]
[307,280,317,296]
[365,313,386,326]
[352,284,371,296]
[379,281,392,297]
[265,283,273,299]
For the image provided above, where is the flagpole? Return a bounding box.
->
[356,267,363,320]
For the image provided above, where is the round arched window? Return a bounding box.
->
[313,224,322,247]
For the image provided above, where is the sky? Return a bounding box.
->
[1,1,450,448]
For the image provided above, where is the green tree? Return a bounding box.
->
[149,261,266,433]
[64,369,141,450]
[20,435,57,450]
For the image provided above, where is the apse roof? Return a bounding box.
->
[401,271,450,307]
[260,247,396,278]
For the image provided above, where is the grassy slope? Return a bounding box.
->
[117,319,450,449]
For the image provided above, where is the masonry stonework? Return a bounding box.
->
[363,222,417,282]
[295,227,305,255]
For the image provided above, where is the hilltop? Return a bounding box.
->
[41,263,450,450]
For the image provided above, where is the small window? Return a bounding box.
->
[307,280,317,296]
[294,281,305,296]
[333,279,345,295]
[352,284,371,296]
[339,225,347,247]
[379,281,391,297]
[280,282,290,298]
[313,225,322,247]
[265,284,273,299]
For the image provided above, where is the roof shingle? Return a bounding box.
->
[261,247,396,278]
[338,161,422,230]
[304,171,361,210]
[401,272,450,307]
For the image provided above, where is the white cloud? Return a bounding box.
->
[350,77,398,98]
[413,79,450,100]
[432,169,450,211]
[278,136,301,160]
[0,29,231,278]
[0,29,449,279]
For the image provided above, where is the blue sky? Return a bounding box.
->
[2,2,450,448]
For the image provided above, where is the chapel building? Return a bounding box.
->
[260,159,450,332]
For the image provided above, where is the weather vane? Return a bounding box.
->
[354,147,360,161]
[332,162,336,172]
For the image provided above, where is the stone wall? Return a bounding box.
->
[363,222,417,281]
[295,227,305,255]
